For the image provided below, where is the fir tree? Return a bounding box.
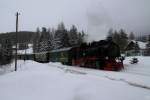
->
[33,27,41,53]
[108,29,129,52]
[107,28,114,39]
[146,35,150,55]
[0,39,13,65]
[69,25,79,46]
[129,32,135,40]
[38,27,52,52]
[119,29,128,51]
[112,30,120,44]
[53,22,69,49]
[78,30,86,45]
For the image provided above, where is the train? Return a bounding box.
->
[17,39,124,71]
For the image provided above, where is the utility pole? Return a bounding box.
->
[15,12,20,71]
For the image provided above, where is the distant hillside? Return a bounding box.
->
[0,31,36,45]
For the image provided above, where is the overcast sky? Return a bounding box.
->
[0,0,150,41]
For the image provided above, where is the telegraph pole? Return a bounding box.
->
[15,12,20,71]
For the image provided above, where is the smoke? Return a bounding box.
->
[86,0,113,42]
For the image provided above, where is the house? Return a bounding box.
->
[125,40,146,56]
[12,43,33,55]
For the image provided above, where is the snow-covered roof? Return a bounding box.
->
[131,40,146,49]
[28,44,33,47]
[51,47,72,53]
[138,41,146,49]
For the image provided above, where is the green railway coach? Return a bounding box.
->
[50,47,72,65]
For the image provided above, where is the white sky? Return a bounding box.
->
[0,0,150,41]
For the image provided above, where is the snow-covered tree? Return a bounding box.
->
[53,22,69,49]
[38,27,52,52]
[49,28,55,50]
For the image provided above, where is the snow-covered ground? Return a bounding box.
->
[17,47,33,54]
[0,56,150,100]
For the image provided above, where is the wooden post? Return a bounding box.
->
[15,12,19,71]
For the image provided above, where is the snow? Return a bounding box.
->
[137,41,146,49]
[18,47,33,54]
[13,43,33,54]
[0,56,150,100]
[132,40,146,49]
[51,47,72,52]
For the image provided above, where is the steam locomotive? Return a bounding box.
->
[18,39,124,71]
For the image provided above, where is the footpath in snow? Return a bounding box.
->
[0,56,150,100]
